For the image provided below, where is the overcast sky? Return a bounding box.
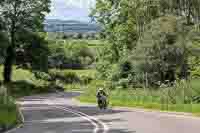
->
[46,0,96,22]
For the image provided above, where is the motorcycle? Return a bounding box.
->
[97,94,108,109]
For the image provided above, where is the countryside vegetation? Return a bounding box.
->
[0,0,200,131]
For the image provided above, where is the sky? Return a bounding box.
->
[46,0,96,22]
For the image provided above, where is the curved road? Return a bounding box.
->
[7,92,200,133]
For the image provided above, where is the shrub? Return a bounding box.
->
[64,72,81,83]
[47,80,65,92]
[96,61,112,79]
[34,71,51,81]
[80,75,93,84]
[118,78,129,89]
[49,70,81,84]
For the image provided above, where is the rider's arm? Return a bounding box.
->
[102,91,107,96]
[96,91,100,98]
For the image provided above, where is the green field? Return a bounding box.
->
[53,39,105,48]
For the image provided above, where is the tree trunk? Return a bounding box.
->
[187,1,192,25]
[180,61,189,80]
[3,26,15,83]
[3,46,15,83]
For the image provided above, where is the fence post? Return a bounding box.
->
[145,72,148,88]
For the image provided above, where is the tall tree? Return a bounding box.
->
[0,0,50,83]
[135,16,200,82]
[92,0,161,62]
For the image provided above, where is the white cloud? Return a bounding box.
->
[46,0,96,21]
[65,0,95,9]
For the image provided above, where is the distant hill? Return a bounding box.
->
[44,19,101,33]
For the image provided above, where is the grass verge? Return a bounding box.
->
[0,93,19,131]
[77,79,200,116]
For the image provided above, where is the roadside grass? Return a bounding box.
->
[0,93,18,130]
[78,78,200,115]
[0,67,28,129]
[190,78,200,93]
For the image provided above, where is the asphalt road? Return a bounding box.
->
[7,92,200,133]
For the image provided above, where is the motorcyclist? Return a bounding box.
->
[96,88,107,109]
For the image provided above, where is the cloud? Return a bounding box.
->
[65,0,95,9]
[46,0,95,21]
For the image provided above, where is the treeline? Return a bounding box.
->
[93,0,200,88]
[47,32,105,40]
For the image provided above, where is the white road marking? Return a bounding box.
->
[55,106,99,133]
[22,106,109,133]
[54,92,109,133]
[60,106,109,133]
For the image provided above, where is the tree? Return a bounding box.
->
[15,31,49,72]
[135,15,200,83]
[92,0,200,84]
[0,0,51,83]
[0,30,9,64]
[91,0,161,62]
[76,33,83,39]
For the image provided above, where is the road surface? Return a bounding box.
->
[7,92,200,133]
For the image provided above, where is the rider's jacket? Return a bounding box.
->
[96,90,106,99]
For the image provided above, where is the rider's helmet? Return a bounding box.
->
[99,88,103,91]
[98,88,104,92]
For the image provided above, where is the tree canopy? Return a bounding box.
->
[93,0,200,86]
[0,0,51,83]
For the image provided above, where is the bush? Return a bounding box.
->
[118,78,129,89]
[47,80,65,92]
[80,75,93,84]
[64,72,81,83]
[34,71,51,81]
[96,61,112,79]
[49,70,81,84]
